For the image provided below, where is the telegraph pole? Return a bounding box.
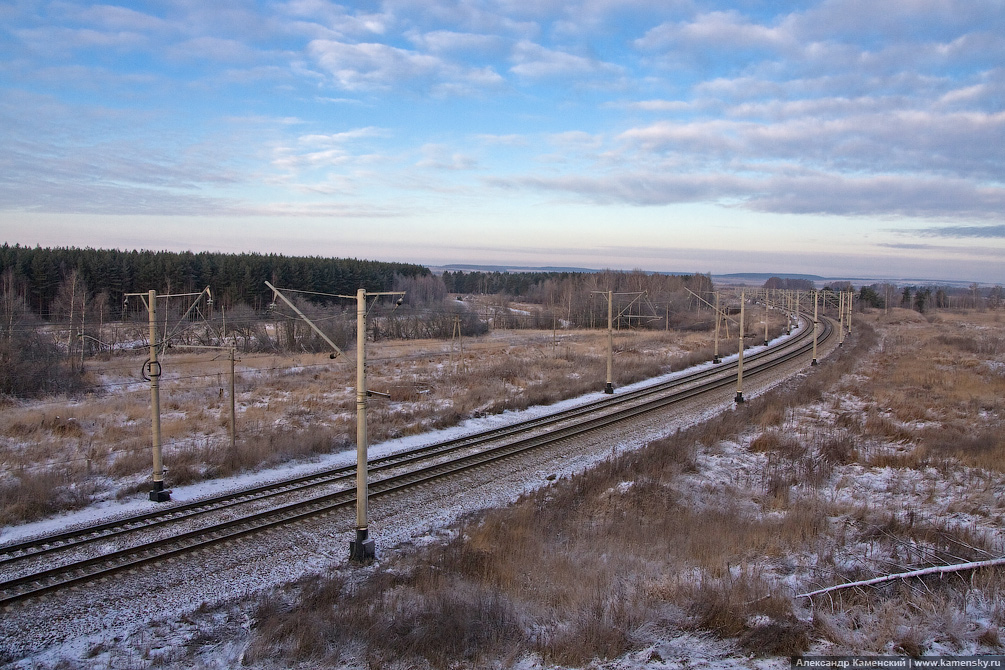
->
[146,290,167,501]
[263,281,401,562]
[838,291,845,347]
[786,290,792,335]
[811,291,819,366]
[846,289,853,336]
[795,290,800,330]
[763,289,769,346]
[605,290,614,393]
[347,288,404,563]
[591,290,645,394]
[352,288,373,561]
[713,291,721,364]
[124,286,212,502]
[229,347,236,450]
[735,291,745,403]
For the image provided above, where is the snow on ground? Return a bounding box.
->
[1,327,814,669]
[0,329,791,549]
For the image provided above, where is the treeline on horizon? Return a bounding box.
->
[0,244,430,318]
[0,245,714,397]
[762,275,1004,312]
[1,244,716,319]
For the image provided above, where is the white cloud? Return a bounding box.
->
[615,104,1005,182]
[297,127,385,146]
[307,38,503,93]
[407,29,505,55]
[475,134,529,146]
[381,0,539,38]
[621,99,692,112]
[938,84,987,106]
[416,143,478,170]
[509,40,623,79]
[281,0,390,38]
[911,224,1005,239]
[635,10,793,53]
[166,36,262,63]
[308,39,444,89]
[548,131,604,150]
[487,169,1005,220]
[487,172,746,205]
[69,4,171,33]
[791,0,1003,41]
[3,0,1002,281]
[746,173,1005,219]
[14,26,148,53]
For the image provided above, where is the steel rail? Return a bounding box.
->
[1,317,816,565]
[1,317,834,607]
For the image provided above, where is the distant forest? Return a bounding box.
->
[442,270,584,295]
[0,244,430,318]
[0,245,716,396]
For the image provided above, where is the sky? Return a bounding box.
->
[1,0,1003,283]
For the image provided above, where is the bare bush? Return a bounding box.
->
[0,468,96,525]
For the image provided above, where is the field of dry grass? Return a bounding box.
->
[0,309,788,526]
[244,308,1005,667]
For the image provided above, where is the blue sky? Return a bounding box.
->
[1,0,1003,282]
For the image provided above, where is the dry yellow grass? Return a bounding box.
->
[244,311,1005,667]
[852,309,1005,471]
[0,314,799,525]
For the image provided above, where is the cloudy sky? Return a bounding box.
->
[1,0,1003,282]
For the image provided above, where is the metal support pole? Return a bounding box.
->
[229,347,236,451]
[265,281,348,361]
[713,291,721,364]
[811,291,819,366]
[147,290,169,502]
[735,291,745,403]
[553,313,557,357]
[605,290,614,394]
[351,288,375,561]
[786,290,792,335]
[847,290,853,335]
[838,291,845,346]
[763,289,769,346]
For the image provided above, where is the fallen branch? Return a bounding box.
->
[797,558,1005,599]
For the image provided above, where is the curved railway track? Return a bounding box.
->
[0,316,835,608]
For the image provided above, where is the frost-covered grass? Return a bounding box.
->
[243,311,1005,668]
[0,319,795,527]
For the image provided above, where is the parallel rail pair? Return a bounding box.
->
[0,317,833,607]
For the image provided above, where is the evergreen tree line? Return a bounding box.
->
[760,278,1004,313]
[853,283,1004,313]
[0,247,714,398]
[0,244,430,319]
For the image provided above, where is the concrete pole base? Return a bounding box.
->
[713,355,721,364]
[350,527,375,563]
[734,392,744,403]
[811,359,818,366]
[149,481,171,502]
[604,383,614,394]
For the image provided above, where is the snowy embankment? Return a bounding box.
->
[1,328,811,669]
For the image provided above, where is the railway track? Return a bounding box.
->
[0,317,834,608]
